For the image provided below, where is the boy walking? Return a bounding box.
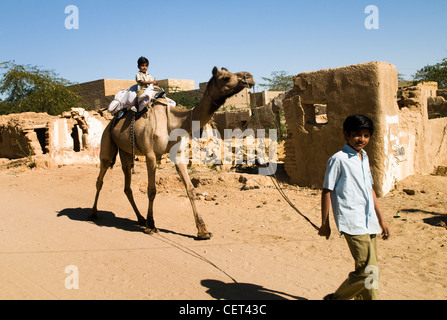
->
[318,114,390,300]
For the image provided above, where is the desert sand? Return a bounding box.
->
[0,158,446,300]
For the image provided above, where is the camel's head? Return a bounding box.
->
[207,67,255,108]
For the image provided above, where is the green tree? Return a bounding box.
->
[0,61,81,115]
[165,87,201,110]
[259,70,293,92]
[413,58,447,89]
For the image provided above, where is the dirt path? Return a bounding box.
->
[0,160,446,300]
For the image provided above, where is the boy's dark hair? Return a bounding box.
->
[343,114,374,135]
[138,56,149,66]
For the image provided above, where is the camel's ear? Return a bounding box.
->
[212,66,218,77]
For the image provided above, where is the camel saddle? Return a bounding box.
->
[114,93,172,122]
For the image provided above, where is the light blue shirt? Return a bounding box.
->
[323,144,382,236]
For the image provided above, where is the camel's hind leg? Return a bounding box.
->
[90,159,110,221]
[90,125,117,221]
[119,149,146,226]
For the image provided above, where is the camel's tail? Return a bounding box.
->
[101,117,119,169]
[110,117,119,169]
[109,146,118,169]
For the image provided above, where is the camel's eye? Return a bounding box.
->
[221,76,231,82]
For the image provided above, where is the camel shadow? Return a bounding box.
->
[56,208,195,238]
[201,279,307,300]
[57,208,143,232]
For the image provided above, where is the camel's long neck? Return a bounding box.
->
[177,89,225,134]
[190,95,223,128]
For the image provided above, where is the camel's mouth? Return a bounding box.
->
[246,80,255,89]
[236,72,255,89]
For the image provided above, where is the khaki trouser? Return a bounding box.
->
[137,89,145,98]
[333,233,379,300]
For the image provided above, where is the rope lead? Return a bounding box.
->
[270,175,320,231]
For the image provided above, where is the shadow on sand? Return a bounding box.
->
[57,207,195,239]
[400,208,447,228]
[201,279,307,300]
[58,208,308,300]
[57,207,143,232]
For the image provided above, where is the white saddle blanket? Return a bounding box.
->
[108,85,138,114]
[108,85,177,114]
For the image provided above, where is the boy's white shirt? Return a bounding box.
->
[136,71,155,91]
[323,144,382,236]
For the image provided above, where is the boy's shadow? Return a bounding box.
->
[201,279,307,300]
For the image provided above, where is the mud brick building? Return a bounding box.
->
[283,61,447,197]
[72,79,136,110]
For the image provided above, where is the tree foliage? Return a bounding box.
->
[259,70,293,92]
[165,86,201,110]
[0,61,81,115]
[413,58,447,89]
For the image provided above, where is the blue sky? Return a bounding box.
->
[1,0,446,90]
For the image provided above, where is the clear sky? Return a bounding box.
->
[1,0,446,90]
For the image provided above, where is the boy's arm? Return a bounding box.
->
[138,79,159,85]
[136,73,159,86]
[319,188,332,239]
[372,189,390,240]
[137,80,158,85]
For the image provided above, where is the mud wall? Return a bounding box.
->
[0,113,55,159]
[0,109,108,165]
[283,61,447,197]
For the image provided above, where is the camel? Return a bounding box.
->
[90,67,255,240]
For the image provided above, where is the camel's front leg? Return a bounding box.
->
[175,162,213,240]
[119,149,146,226]
[144,154,159,235]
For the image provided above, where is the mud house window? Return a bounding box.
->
[308,103,328,125]
[314,104,328,124]
[71,125,81,152]
[34,127,48,154]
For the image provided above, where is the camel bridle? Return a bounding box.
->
[206,73,252,108]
